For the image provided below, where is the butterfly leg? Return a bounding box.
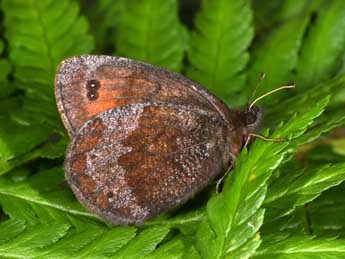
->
[216,157,235,193]
[245,133,287,147]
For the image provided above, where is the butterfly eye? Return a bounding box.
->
[86,80,100,91]
[246,112,257,125]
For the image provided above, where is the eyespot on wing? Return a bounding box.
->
[55,55,232,137]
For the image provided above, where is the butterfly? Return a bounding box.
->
[55,55,293,225]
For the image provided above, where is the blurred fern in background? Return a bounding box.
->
[0,0,345,258]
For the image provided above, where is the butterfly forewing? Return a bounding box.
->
[65,102,231,225]
[55,55,231,137]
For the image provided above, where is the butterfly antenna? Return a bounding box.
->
[248,83,295,110]
[248,73,266,106]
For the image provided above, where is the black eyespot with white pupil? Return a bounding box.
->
[87,91,99,101]
[86,80,100,101]
[86,80,100,91]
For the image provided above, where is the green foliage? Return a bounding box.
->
[308,182,345,237]
[254,235,345,259]
[296,0,345,88]
[265,163,345,222]
[195,96,329,259]
[252,0,322,35]
[0,122,52,175]
[3,0,94,125]
[115,0,186,72]
[187,0,253,105]
[0,0,345,258]
[0,0,94,175]
[247,15,309,101]
[0,196,178,259]
[0,40,12,98]
[81,0,126,52]
[0,167,92,217]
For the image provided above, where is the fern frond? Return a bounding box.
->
[194,96,329,259]
[252,0,319,35]
[265,75,345,131]
[2,0,94,126]
[0,0,94,175]
[0,40,12,98]
[0,166,187,258]
[82,0,127,52]
[115,0,186,72]
[307,183,345,237]
[0,118,54,176]
[0,166,207,230]
[0,192,180,258]
[296,0,345,88]
[0,219,26,245]
[187,0,253,105]
[264,163,345,222]
[0,167,93,217]
[113,226,170,258]
[143,239,184,259]
[254,235,345,258]
[247,15,309,102]
[0,196,128,258]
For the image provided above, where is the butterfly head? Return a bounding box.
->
[228,82,295,154]
[243,105,264,133]
[231,105,263,142]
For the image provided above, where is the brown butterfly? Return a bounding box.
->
[55,55,293,225]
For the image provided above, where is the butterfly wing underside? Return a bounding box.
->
[65,102,231,225]
[55,55,231,137]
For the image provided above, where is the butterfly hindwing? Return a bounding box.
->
[65,102,231,225]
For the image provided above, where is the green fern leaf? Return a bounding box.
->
[112,226,170,258]
[296,0,345,88]
[307,183,345,237]
[0,117,58,176]
[0,219,26,245]
[115,0,186,72]
[254,235,345,258]
[292,109,345,149]
[2,0,94,125]
[264,163,345,222]
[0,167,94,217]
[0,166,206,229]
[0,197,74,258]
[0,168,187,258]
[0,196,128,258]
[0,193,179,258]
[266,75,345,117]
[195,96,329,259]
[247,15,309,101]
[252,0,321,34]
[252,1,284,34]
[0,40,12,98]
[187,0,253,105]
[0,0,94,175]
[50,227,137,259]
[226,235,261,259]
[0,223,70,258]
[143,239,184,259]
[82,0,127,52]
